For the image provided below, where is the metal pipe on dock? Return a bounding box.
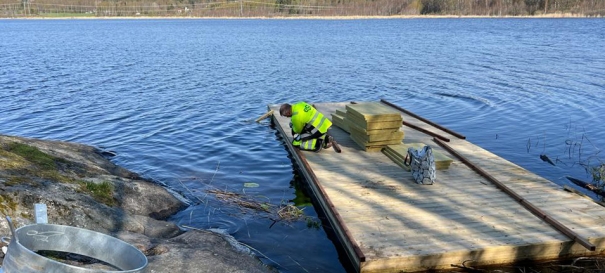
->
[381,99,466,139]
[401,120,451,142]
[433,138,596,251]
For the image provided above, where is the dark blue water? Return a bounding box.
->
[1,18,604,273]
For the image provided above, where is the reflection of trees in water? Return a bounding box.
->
[289,172,313,207]
[2,0,605,18]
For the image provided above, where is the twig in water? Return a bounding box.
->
[269,220,277,229]
[177,177,205,204]
[541,131,546,154]
[281,235,288,242]
[209,160,220,186]
[518,266,527,273]
[238,241,284,269]
[555,157,569,166]
[564,139,573,159]
[556,265,586,270]
[582,135,600,152]
[288,256,309,273]
[244,218,250,238]
[578,133,585,163]
[571,256,605,266]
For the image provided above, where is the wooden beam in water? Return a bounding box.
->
[255,110,274,123]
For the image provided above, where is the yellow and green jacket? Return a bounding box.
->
[291,101,332,138]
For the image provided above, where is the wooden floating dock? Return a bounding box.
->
[268,100,605,273]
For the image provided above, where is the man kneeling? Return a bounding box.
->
[279,102,333,152]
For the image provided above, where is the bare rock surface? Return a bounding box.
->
[0,134,274,272]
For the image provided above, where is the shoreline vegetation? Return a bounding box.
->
[2,13,603,19]
[2,0,604,19]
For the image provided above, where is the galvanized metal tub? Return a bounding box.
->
[2,223,147,273]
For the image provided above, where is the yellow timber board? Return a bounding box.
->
[268,101,605,273]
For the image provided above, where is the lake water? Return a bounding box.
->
[1,18,604,273]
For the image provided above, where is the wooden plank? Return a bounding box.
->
[362,232,579,259]
[381,148,411,171]
[383,143,454,170]
[345,102,403,122]
[365,225,605,253]
[331,112,349,133]
[347,116,403,131]
[322,185,596,215]
[387,143,452,165]
[348,125,404,142]
[335,109,348,117]
[349,135,392,152]
[355,228,567,248]
[343,215,557,231]
[350,133,403,147]
[361,240,599,273]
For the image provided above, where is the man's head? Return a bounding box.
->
[279,103,292,117]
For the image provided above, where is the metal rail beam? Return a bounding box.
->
[402,120,451,142]
[381,99,466,139]
[433,138,596,251]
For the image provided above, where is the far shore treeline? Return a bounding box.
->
[1,0,604,18]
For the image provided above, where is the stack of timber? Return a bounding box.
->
[383,142,454,171]
[344,102,404,152]
[331,108,350,133]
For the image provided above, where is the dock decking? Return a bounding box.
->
[268,101,605,273]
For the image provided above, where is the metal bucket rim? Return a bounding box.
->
[6,223,147,273]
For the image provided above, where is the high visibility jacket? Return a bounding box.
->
[291,102,332,136]
[294,137,322,151]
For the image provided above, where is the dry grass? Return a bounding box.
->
[208,189,271,213]
[0,149,29,170]
[0,141,116,206]
[206,188,308,222]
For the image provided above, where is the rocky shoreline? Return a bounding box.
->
[0,134,274,272]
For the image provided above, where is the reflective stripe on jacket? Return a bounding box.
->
[291,102,332,136]
[293,135,326,152]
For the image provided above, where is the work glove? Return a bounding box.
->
[293,134,301,141]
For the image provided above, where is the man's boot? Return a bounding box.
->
[323,135,333,149]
